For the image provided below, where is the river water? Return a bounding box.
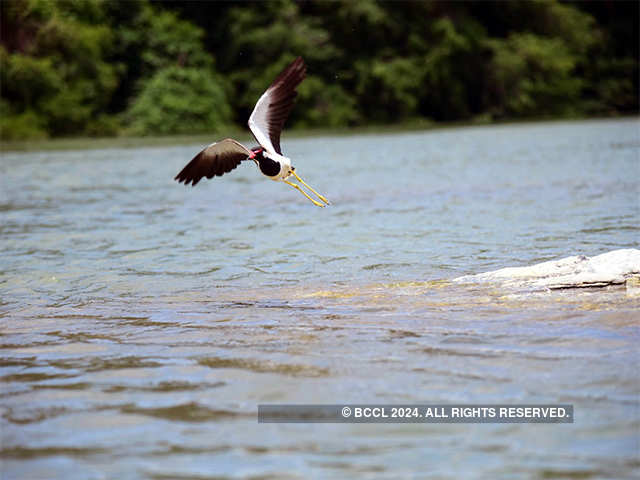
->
[1,119,639,479]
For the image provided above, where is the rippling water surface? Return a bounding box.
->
[1,119,639,478]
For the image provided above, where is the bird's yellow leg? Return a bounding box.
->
[290,170,330,205]
[284,180,325,207]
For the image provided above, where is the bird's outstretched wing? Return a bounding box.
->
[248,56,306,155]
[174,138,252,186]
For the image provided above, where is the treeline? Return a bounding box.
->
[1,0,638,140]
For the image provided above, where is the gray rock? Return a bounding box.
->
[454,249,640,291]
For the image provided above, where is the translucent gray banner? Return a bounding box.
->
[258,404,574,423]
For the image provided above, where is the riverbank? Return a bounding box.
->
[2,115,636,153]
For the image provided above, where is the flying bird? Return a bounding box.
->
[174,57,329,207]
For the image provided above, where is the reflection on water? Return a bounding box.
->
[1,119,639,478]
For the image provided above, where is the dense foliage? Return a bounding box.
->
[1,0,637,140]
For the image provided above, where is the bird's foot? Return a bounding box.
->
[290,170,330,206]
[284,180,326,207]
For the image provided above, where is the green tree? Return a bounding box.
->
[222,0,356,127]
[119,2,233,135]
[487,33,584,117]
[1,0,118,139]
[126,66,230,135]
[1,0,637,140]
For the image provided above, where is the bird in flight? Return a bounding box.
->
[174,57,329,207]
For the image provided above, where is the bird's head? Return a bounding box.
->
[249,147,264,161]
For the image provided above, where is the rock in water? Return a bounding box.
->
[454,249,640,291]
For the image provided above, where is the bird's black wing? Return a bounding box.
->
[248,56,306,155]
[174,138,252,186]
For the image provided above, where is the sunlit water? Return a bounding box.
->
[1,119,639,479]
